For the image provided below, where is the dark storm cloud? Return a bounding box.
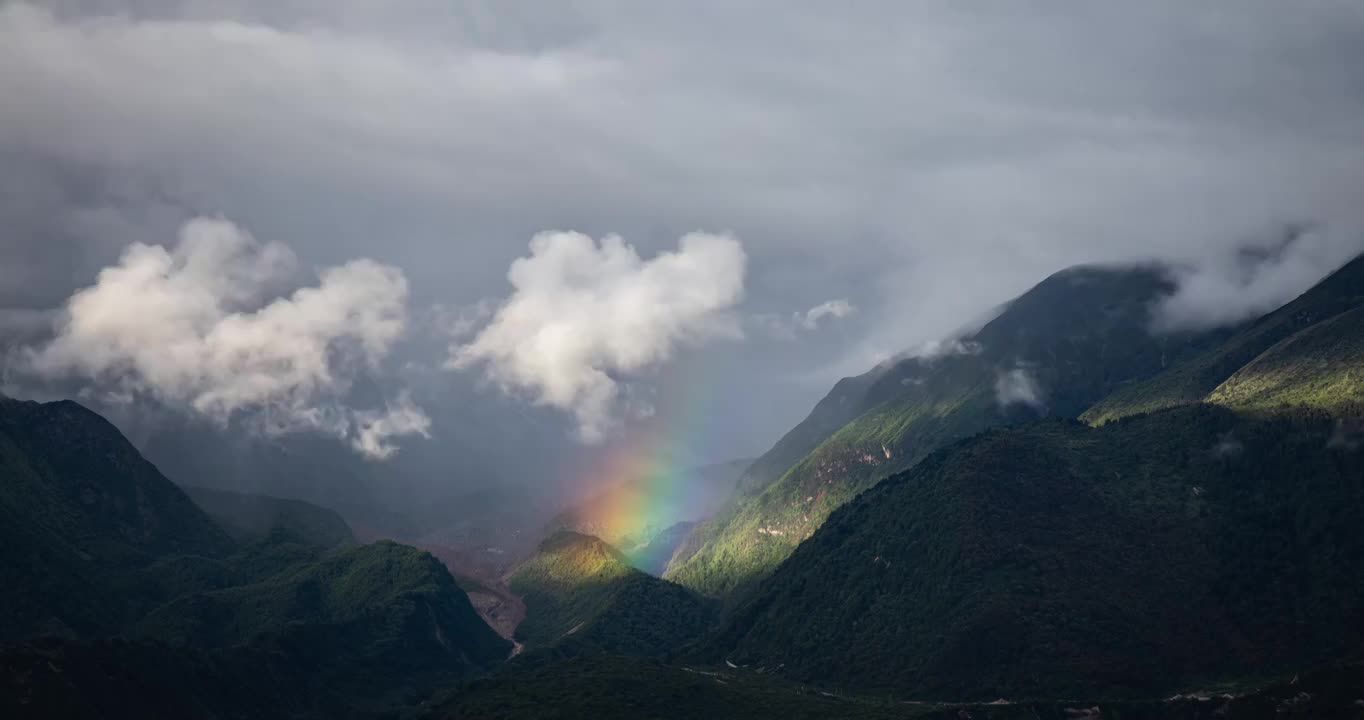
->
[2,1,1363,461]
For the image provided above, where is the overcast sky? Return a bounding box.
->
[3,1,1364,473]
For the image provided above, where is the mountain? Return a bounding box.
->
[135,539,510,705]
[1083,253,1364,424]
[181,485,355,549]
[628,520,696,575]
[0,394,233,639]
[666,264,1231,600]
[704,404,1364,699]
[0,394,510,717]
[508,532,716,658]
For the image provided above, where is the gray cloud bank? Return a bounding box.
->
[2,1,1363,464]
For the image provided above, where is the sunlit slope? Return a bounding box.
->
[1206,305,1364,412]
[509,531,715,658]
[1083,253,1364,424]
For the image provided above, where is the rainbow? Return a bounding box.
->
[561,356,728,551]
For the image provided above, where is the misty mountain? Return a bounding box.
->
[1085,253,1364,423]
[667,264,1233,600]
[182,485,355,549]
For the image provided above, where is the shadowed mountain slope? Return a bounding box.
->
[705,404,1364,699]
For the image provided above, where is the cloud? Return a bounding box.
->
[1152,226,1364,332]
[352,393,433,460]
[754,299,856,340]
[24,217,426,458]
[911,338,984,361]
[1211,431,1244,458]
[799,299,855,330]
[2,1,1364,463]
[430,299,498,342]
[994,366,1046,413]
[450,230,746,441]
[1328,419,1363,452]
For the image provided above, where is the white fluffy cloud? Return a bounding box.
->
[451,231,746,441]
[352,393,432,460]
[26,217,427,458]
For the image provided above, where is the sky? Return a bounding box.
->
[2,1,1364,493]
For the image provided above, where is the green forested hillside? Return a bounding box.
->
[509,532,716,658]
[1206,305,1364,412]
[704,404,1364,699]
[0,395,510,717]
[0,395,233,638]
[136,539,510,705]
[1083,254,1364,424]
[666,265,1228,601]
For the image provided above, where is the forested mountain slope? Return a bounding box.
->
[666,264,1229,600]
[0,395,233,638]
[705,404,1364,699]
[509,532,716,659]
[1083,253,1364,424]
[0,394,509,717]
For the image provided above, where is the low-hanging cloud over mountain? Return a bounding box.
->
[1152,227,1363,333]
[994,366,1046,413]
[450,230,746,441]
[22,217,428,459]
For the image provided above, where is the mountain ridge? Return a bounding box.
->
[666,262,1231,600]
